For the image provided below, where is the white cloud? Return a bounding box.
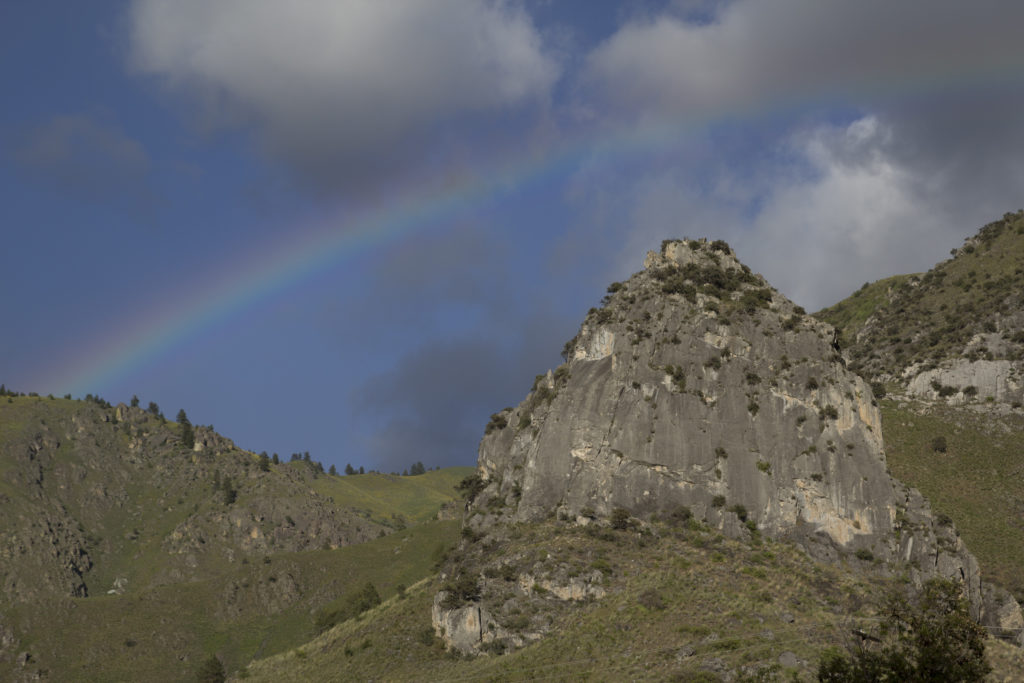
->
[129,0,559,192]
[578,0,1024,309]
[740,117,944,308]
[604,116,977,310]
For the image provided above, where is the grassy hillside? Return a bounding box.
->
[816,210,1024,380]
[15,519,460,681]
[0,394,469,681]
[815,274,914,347]
[241,520,872,681]
[880,399,1024,602]
[238,518,1024,681]
[309,466,474,526]
[812,210,1024,604]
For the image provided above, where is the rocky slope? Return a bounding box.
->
[439,238,1022,654]
[0,394,466,681]
[816,210,1024,605]
[819,209,1024,406]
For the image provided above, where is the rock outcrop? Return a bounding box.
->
[457,238,1021,649]
[904,358,1024,406]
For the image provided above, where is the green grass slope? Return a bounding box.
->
[309,467,474,527]
[816,210,1024,381]
[18,520,460,682]
[238,519,937,682]
[815,274,915,348]
[879,399,1024,602]
[0,394,470,681]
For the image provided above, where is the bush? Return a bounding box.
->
[667,505,693,526]
[931,436,948,453]
[738,288,773,314]
[610,507,632,530]
[456,474,487,503]
[711,495,726,508]
[664,365,686,392]
[638,588,666,610]
[196,655,226,683]
[441,573,481,609]
[930,380,958,398]
[817,578,989,682]
[728,504,748,522]
[221,477,237,506]
[417,627,437,646]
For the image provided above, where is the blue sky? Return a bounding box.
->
[3,1,1024,473]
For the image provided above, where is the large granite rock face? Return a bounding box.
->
[469,239,1021,642]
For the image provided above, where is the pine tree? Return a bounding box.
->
[344,463,356,475]
[130,395,139,408]
[272,453,280,465]
[409,461,426,476]
[177,409,194,450]
[147,401,159,415]
[258,452,271,472]
[329,464,338,476]
[358,466,365,474]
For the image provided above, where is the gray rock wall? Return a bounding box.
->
[470,239,1020,640]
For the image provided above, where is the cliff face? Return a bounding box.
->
[465,238,1020,644]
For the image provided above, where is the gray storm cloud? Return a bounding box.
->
[586,0,1024,118]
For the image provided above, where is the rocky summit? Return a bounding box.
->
[454,238,1022,650]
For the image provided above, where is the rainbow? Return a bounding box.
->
[43,118,680,397]
[39,54,1024,397]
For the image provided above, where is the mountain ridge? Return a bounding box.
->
[0,393,469,680]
